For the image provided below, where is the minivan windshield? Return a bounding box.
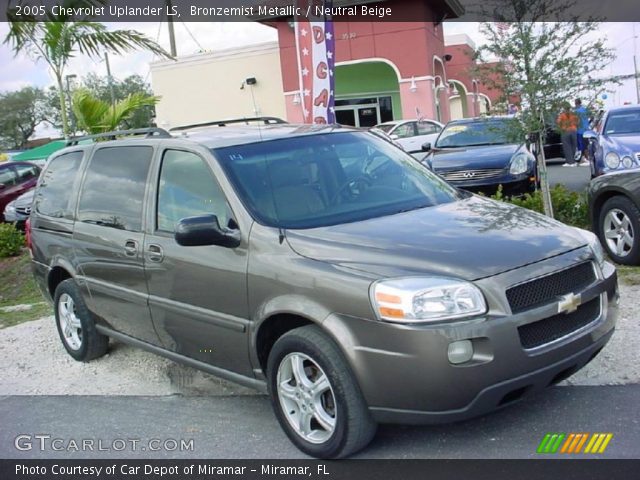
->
[215,131,462,229]
[435,119,515,148]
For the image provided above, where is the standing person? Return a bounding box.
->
[557,102,579,167]
[575,98,590,166]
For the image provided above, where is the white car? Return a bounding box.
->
[375,119,444,153]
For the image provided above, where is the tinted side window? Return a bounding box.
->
[35,152,83,218]
[77,146,152,231]
[157,150,231,232]
[394,123,416,139]
[417,122,441,135]
[0,166,17,187]
[14,164,40,182]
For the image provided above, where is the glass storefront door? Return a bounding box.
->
[334,96,393,127]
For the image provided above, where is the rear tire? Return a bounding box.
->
[54,279,109,361]
[597,196,640,265]
[267,325,376,458]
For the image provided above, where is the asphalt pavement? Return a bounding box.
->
[1,385,638,459]
[546,159,592,192]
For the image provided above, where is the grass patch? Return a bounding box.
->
[0,251,53,329]
[615,265,640,286]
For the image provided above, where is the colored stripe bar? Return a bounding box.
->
[574,433,589,453]
[560,434,575,453]
[550,433,566,453]
[537,434,552,454]
[598,434,613,453]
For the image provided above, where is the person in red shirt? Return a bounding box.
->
[557,103,579,167]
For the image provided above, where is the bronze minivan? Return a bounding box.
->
[30,124,618,458]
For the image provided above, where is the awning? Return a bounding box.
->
[11,140,67,162]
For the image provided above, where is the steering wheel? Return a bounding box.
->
[331,176,373,204]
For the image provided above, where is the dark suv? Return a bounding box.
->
[30,124,618,458]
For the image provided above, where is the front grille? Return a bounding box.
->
[506,262,596,314]
[15,206,31,216]
[439,168,504,182]
[518,297,601,349]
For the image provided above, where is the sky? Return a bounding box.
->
[0,21,638,137]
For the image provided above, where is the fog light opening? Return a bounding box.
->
[448,340,474,365]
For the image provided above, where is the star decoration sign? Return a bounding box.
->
[294,0,336,124]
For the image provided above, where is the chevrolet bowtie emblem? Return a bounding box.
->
[558,293,581,314]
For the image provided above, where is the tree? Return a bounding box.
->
[0,86,47,150]
[41,74,158,135]
[4,6,171,137]
[82,73,157,129]
[71,88,159,134]
[473,0,617,217]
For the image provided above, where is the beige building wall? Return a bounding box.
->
[150,42,286,129]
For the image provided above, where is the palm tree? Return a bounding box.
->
[4,19,171,137]
[71,88,159,134]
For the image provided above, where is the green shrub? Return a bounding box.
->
[490,185,589,229]
[0,223,25,257]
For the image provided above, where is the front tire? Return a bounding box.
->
[54,279,109,361]
[267,325,376,458]
[598,195,640,265]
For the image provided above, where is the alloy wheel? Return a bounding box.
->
[276,352,337,444]
[603,208,635,258]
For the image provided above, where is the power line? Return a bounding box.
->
[181,21,205,52]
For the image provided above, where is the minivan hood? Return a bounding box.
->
[429,144,520,170]
[286,196,586,281]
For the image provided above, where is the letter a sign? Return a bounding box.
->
[294,0,336,124]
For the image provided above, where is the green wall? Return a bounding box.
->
[335,62,402,119]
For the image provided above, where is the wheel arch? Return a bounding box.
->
[46,258,78,298]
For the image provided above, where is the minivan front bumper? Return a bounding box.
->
[322,253,618,425]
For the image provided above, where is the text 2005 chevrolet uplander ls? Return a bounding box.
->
[29,123,618,458]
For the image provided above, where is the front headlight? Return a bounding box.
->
[4,202,16,214]
[371,277,487,323]
[622,155,634,169]
[574,228,605,269]
[605,152,621,169]
[509,152,530,175]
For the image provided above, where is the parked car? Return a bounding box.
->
[30,125,617,459]
[584,105,640,177]
[420,117,538,196]
[0,161,40,222]
[3,188,34,228]
[589,169,640,265]
[374,119,443,153]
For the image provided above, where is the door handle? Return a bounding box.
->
[147,244,164,263]
[124,239,138,257]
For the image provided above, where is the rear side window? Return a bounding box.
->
[14,164,40,182]
[77,146,152,231]
[0,166,17,187]
[35,152,83,218]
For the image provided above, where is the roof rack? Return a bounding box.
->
[65,127,172,146]
[170,117,287,132]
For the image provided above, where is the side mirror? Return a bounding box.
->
[421,142,432,152]
[390,134,399,140]
[583,130,597,140]
[175,214,240,248]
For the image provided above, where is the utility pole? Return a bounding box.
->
[166,0,177,57]
[635,55,640,104]
[104,52,116,107]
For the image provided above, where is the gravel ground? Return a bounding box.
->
[0,284,638,396]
